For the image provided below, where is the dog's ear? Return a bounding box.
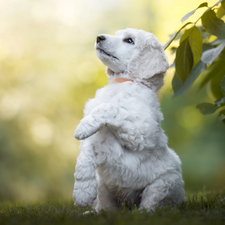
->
[128,36,169,80]
[106,66,115,77]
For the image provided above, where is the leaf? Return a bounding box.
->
[202,43,214,52]
[215,97,225,105]
[215,0,224,6]
[198,26,211,39]
[175,37,194,82]
[217,5,225,18]
[170,47,177,54]
[172,72,183,94]
[196,103,218,114]
[211,39,225,45]
[172,61,206,97]
[188,26,203,66]
[164,22,193,50]
[180,27,202,66]
[201,9,225,39]
[170,61,175,68]
[222,0,225,9]
[201,41,225,64]
[181,2,208,23]
[219,109,225,116]
[220,75,225,96]
[210,61,225,99]
[199,57,225,89]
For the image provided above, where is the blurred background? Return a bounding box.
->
[0,0,224,203]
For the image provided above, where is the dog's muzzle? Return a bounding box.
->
[96,35,106,43]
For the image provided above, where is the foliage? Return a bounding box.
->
[0,190,225,225]
[165,0,225,123]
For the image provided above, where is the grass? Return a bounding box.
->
[0,190,225,225]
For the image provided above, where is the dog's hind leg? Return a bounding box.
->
[139,173,185,211]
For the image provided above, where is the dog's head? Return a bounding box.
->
[95,28,169,82]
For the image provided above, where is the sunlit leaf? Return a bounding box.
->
[172,61,206,97]
[180,27,203,66]
[188,26,203,66]
[199,57,225,89]
[221,75,225,96]
[196,102,218,114]
[201,41,225,64]
[201,9,225,39]
[217,5,225,18]
[175,37,194,82]
[181,2,208,23]
[164,22,193,50]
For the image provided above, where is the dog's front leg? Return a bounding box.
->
[94,181,118,212]
[74,103,124,140]
[74,103,157,151]
[73,145,98,207]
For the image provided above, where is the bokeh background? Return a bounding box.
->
[0,0,224,203]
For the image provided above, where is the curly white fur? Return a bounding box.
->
[73,28,185,211]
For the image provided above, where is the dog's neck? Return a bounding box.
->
[107,69,164,92]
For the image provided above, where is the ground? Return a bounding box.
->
[0,190,225,225]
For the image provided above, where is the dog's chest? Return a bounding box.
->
[84,83,150,116]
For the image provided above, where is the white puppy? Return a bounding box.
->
[73,28,185,211]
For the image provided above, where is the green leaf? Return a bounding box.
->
[217,5,225,18]
[175,37,194,82]
[219,109,225,116]
[196,103,218,114]
[201,41,225,64]
[164,22,193,50]
[215,97,225,106]
[210,62,225,99]
[181,2,208,23]
[199,57,225,89]
[173,61,206,97]
[170,47,177,54]
[220,75,225,96]
[189,27,203,66]
[180,27,203,66]
[201,9,225,39]
[172,72,183,94]
[203,43,214,52]
[221,0,225,9]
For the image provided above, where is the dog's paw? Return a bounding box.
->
[74,117,100,140]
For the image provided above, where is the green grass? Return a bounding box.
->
[0,190,225,225]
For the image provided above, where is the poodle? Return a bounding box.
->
[73,28,185,212]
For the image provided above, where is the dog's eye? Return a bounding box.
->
[123,38,134,45]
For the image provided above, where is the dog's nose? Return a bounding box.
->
[96,35,106,43]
